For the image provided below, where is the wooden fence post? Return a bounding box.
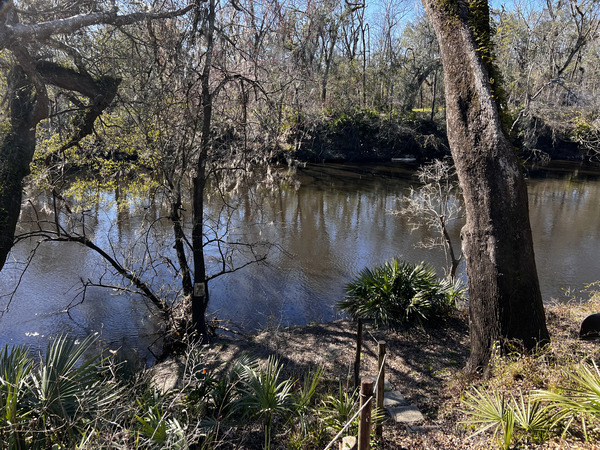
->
[354,318,363,390]
[375,341,386,438]
[358,377,374,450]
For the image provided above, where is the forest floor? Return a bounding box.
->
[201,295,600,449]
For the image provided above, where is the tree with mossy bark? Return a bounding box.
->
[421,0,549,373]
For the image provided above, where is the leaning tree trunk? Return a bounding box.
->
[422,0,549,372]
[0,58,120,272]
[0,67,38,269]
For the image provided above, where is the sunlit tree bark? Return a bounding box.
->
[422,0,550,372]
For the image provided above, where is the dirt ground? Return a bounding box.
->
[199,299,600,449]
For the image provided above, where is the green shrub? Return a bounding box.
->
[135,389,188,448]
[0,344,32,449]
[235,356,295,450]
[0,335,121,447]
[339,259,461,325]
[462,361,600,447]
[534,361,600,440]
[319,384,359,435]
[461,388,552,449]
[461,387,515,449]
[287,367,326,448]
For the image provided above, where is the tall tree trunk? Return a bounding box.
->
[321,33,337,102]
[170,191,193,297]
[430,69,438,121]
[361,23,367,108]
[422,0,549,372]
[191,0,215,341]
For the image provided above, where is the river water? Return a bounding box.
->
[1,161,599,359]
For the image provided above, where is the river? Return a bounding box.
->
[1,161,599,360]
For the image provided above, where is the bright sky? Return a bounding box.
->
[489,0,545,11]
[490,0,514,7]
[397,0,536,24]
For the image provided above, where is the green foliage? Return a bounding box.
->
[461,387,553,448]
[31,107,160,209]
[511,391,552,442]
[183,355,331,449]
[327,107,380,135]
[35,335,121,445]
[0,345,32,449]
[0,333,413,448]
[35,335,103,419]
[339,259,460,325]
[534,361,600,439]
[319,384,358,434]
[235,356,295,449]
[292,366,323,426]
[63,173,159,213]
[0,335,122,447]
[460,390,530,448]
[135,392,169,443]
[135,389,188,448]
[183,349,242,427]
[463,360,600,447]
[0,118,9,137]
[462,387,513,448]
[572,115,600,159]
[287,367,326,448]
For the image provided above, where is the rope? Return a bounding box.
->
[374,353,387,390]
[323,394,373,450]
[323,353,387,450]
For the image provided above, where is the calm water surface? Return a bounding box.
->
[1,161,599,359]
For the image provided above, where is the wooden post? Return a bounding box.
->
[358,377,374,450]
[354,318,363,390]
[375,341,386,438]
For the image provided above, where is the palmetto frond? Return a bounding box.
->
[340,258,458,325]
[0,344,33,448]
[235,356,295,449]
[33,334,103,421]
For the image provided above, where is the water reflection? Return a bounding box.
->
[527,172,600,300]
[207,164,464,331]
[1,161,600,358]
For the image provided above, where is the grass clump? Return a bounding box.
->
[459,294,600,448]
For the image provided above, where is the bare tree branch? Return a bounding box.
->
[21,229,170,315]
[0,5,195,48]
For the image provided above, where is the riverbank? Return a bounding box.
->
[4,289,597,447]
[288,108,588,164]
[193,295,600,448]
